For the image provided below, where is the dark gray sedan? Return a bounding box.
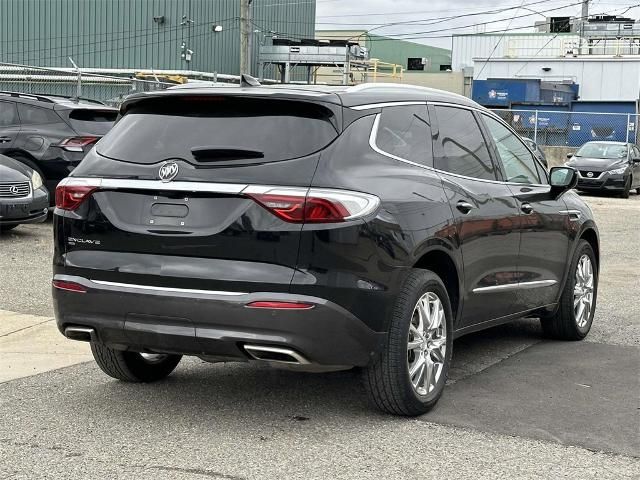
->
[0,154,49,232]
[566,141,640,198]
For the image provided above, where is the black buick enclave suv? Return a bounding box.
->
[53,83,599,415]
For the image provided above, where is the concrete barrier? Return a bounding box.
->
[540,146,579,168]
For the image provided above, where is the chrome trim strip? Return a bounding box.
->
[60,177,247,194]
[351,101,427,111]
[90,279,247,296]
[244,345,311,365]
[369,113,550,188]
[473,280,557,294]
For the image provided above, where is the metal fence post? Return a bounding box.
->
[534,110,539,143]
[626,113,631,143]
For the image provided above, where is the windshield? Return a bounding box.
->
[575,143,627,160]
[97,96,339,165]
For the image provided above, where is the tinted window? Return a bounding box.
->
[575,142,628,159]
[98,97,339,164]
[376,105,432,166]
[0,101,18,127]
[17,104,62,125]
[68,109,117,135]
[483,115,541,184]
[434,106,495,180]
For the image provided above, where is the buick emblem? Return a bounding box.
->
[9,185,20,195]
[158,161,179,182]
[586,171,594,178]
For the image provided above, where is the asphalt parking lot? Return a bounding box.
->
[0,192,638,479]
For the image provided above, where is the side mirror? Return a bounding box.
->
[550,166,578,196]
[566,153,574,159]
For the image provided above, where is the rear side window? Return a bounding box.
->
[97,97,339,164]
[433,106,496,180]
[17,104,62,125]
[68,109,117,135]
[375,105,432,167]
[0,101,18,126]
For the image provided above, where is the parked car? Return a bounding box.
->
[0,91,118,199]
[52,82,599,416]
[0,153,48,232]
[522,137,548,168]
[566,141,640,198]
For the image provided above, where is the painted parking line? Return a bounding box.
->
[0,309,92,383]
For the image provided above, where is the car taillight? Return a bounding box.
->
[52,280,87,293]
[55,184,98,211]
[58,136,99,152]
[244,187,379,224]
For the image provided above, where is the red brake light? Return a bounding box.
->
[246,193,350,223]
[246,301,315,310]
[55,184,97,211]
[53,280,87,293]
[59,136,99,152]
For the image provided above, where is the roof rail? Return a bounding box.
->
[29,93,106,105]
[0,91,56,103]
[0,91,105,105]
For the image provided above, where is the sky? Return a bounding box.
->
[314,0,640,49]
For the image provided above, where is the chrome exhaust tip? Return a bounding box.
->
[244,345,310,365]
[64,326,95,342]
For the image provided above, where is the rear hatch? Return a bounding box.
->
[57,92,342,294]
[55,106,118,153]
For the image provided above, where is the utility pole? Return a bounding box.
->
[240,0,252,76]
[579,0,589,52]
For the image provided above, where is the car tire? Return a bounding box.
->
[620,177,631,199]
[90,342,182,382]
[540,239,597,341]
[363,269,453,416]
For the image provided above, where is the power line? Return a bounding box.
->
[476,0,528,79]
[315,0,560,18]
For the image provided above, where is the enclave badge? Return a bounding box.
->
[159,161,179,182]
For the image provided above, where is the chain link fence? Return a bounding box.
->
[492,108,640,148]
[0,62,251,106]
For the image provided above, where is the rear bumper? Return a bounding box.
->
[53,274,385,368]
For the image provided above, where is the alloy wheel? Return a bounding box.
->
[407,292,447,396]
[574,254,594,328]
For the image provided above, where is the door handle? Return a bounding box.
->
[456,200,474,214]
[520,203,534,214]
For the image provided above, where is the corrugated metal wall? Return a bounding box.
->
[452,34,580,71]
[0,0,315,75]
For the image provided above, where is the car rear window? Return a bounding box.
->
[67,109,117,135]
[96,96,340,165]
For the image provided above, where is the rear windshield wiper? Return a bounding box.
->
[190,146,265,162]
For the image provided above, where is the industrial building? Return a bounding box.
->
[0,0,315,76]
[311,30,456,90]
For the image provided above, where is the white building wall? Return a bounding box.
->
[452,34,580,71]
[473,57,640,101]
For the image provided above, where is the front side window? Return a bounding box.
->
[433,106,495,180]
[375,105,432,167]
[482,114,542,184]
[0,101,18,127]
